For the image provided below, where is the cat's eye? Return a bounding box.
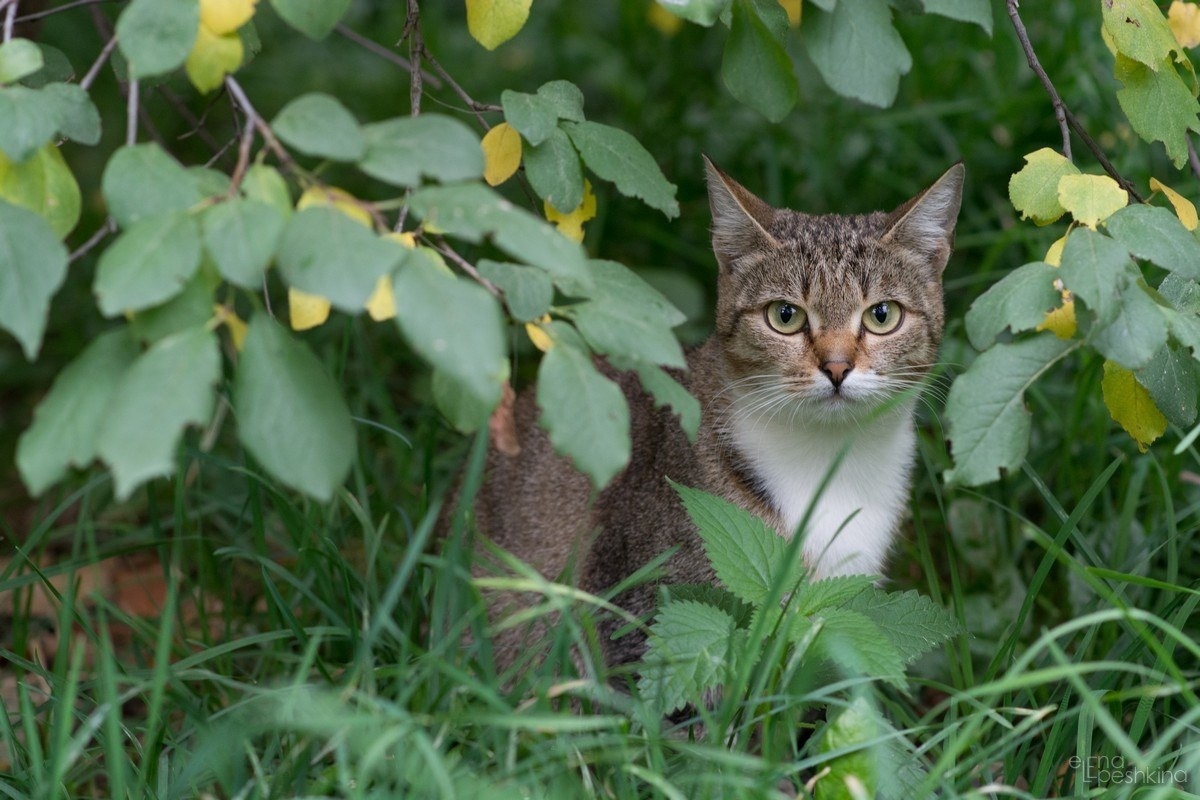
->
[862,301,903,335]
[765,301,807,334]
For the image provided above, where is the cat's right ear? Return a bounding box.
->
[704,156,779,271]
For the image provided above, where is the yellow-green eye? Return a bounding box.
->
[863,301,903,334]
[766,301,806,334]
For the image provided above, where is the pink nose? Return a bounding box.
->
[821,360,852,388]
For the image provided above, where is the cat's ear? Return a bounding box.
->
[881,162,964,274]
[704,156,779,271]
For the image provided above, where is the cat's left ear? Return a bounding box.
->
[881,163,964,274]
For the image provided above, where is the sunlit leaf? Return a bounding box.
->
[1057,173,1127,229]
[1102,360,1168,452]
[1150,177,1199,230]
[543,179,595,242]
[201,0,259,36]
[288,287,331,331]
[481,121,522,186]
[1008,147,1080,226]
[186,23,244,94]
[466,0,532,50]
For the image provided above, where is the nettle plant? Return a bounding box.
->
[944,0,1200,486]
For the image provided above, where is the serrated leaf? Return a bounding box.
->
[1106,203,1200,280]
[536,80,585,122]
[466,0,532,50]
[1057,227,1138,324]
[923,0,992,33]
[358,114,483,187]
[1102,0,1180,69]
[674,482,805,605]
[202,198,285,288]
[843,588,961,663]
[945,334,1078,486]
[501,89,558,146]
[0,143,82,237]
[393,259,507,416]
[1090,279,1169,369]
[235,315,355,500]
[817,696,882,800]
[0,200,68,360]
[722,0,798,121]
[478,260,553,322]
[275,207,404,312]
[0,86,58,162]
[812,608,906,687]
[1102,360,1168,452]
[94,212,203,317]
[407,182,591,293]
[40,83,101,146]
[1137,341,1199,427]
[481,122,522,186]
[1057,173,1127,229]
[96,326,221,499]
[1115,53,1200,168]
[115,0,200,79]
[269,0,350,39]
[794,574,874,615]
[272,93,364,162]
[536,343,631,488]
[1008,148,1081,226]
[185,24,243,93]
[638,600,741,713]
[524,127,583,213]
[563,120,679,217]
[568,292,686,369]
[102,143,203,228]
[1158,276,1200,355]
[964,261,1062,351]
[16,330,139,495]
[0,39,44,84]
[804,0,911,108]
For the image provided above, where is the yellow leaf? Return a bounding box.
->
[481,122,522,186]
[544,179,596,243]
[466,0,532,50]
[525,319,554,352]
[186,23,244,94]
[1044,234,1068,266]
[647,4,684,35]
[365,275,395,321]
[779,0,802,26]
[1101,360,1167,452]
[289,288,331,331]
[200,0,258,36]
[214,304,248,350]
[1150,176,1199,230]
[385,231,418,249]
[1037,298,1077,339]
[1169,0,1200,48]
[297,185,373,228]
[1009,147,1081,226]
[1057,173,1128,229]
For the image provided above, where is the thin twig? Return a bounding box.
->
[1188,138,1200,182]
[419,47,504,121]
[1006,0,1070,161]
[69,219,115,263]
[407,0,422,116]
[80,35,118,91]
[159,85,224,155]
[3,1,17,42]
[227,112,257,195]
[435,240,503,298]
[334,23,442,88]
[1062,108,1143,202]
[225,76,301,176]
[125,78,139,145]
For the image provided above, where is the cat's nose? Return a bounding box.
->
[821,360,853,388]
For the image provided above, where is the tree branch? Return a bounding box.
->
[80,35,118,91]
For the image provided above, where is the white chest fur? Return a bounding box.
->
[730,403,916,578]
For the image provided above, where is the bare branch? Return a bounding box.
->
[435,240,503,298]
[125,78,139,145]
[3,1,16,42]
[69,218,115,263]
[1189,137,1200,182]
[334,23,442,88]
[80,35,118,91]
[407,0,422,116]
[225,75,302,177]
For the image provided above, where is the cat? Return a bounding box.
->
[466,158,964,671]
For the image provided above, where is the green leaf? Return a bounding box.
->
[0,86,59,162]
[804,0,912,108]
[817,696,882,800]
[242,163,292,217]
[1057,173,1127,228]
[16,329,140,495]
[622,361,700,443]
[128,271,216,345]
[793,574,874,615]
[0,200,68,360]
[524,127,584,214]
[235,315,356,501]
[964,261,1062,351]
[536,343,631,488]
[358,114,484,187]
[813,608,906,687]
[653,0,731,26]
[1008,147,1081,226]
[638,600,742,714]
[272,93,365,162]
[0,142,82,237]
[478,260,553,322]
[1102,360,1167,452]
[188,166,230,197]
[536,80,585,122]
[407,183,591,292]
[115,0,199,79]
[1101,0,1180,70]
[843,588,961,663]
[275,207,404,312]
[922,0,992,34]
[1114,54,1200,168]
[0,39,45,84]
[202,199,285,288]
[40,83,101,146]
[674,482,805,605]
[661,584,753,627]
[500,89,558,146]
[562,120,679,218]
[1158,274,1200,356]
[568,295,686,369]
[1106,204,1200,281]
[945,334,1078,486]
[721,0,798,122]
[94,212,203,317]
[392,261,507,415]
[96,326,221,499]
[269,0,351,39]
[1090,279,1169,370]
[432,369,494,433]
[19,45,75,89]
[1057,227,1137,324]
[1137,342,1199,427]
[102,143,203,228]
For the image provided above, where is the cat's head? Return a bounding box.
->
[704,158,964,422]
